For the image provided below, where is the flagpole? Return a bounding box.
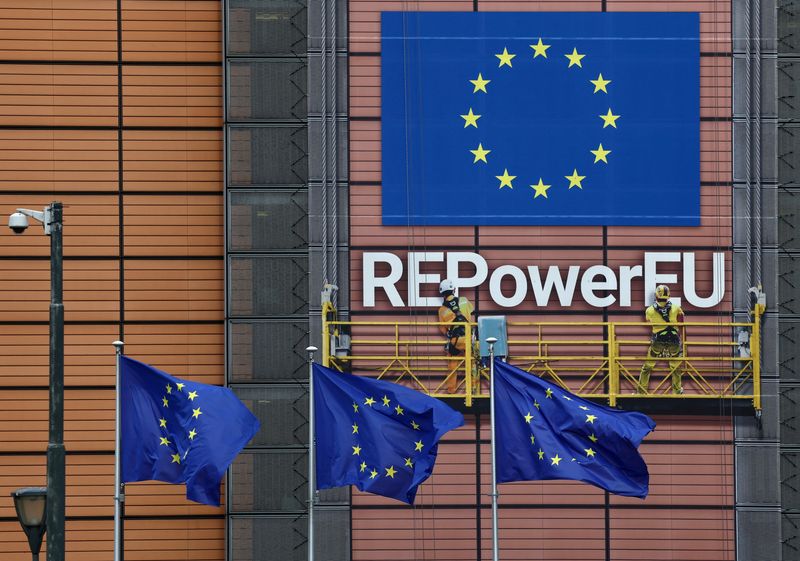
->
[487,337,499,561]
[306,345,318,561]
[112,340,124,561]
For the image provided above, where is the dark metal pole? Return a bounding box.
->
[47,202,65,561]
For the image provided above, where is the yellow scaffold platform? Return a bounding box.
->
[321,296,765,417]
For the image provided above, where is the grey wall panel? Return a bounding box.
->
[233,385,309,446]
[229,60,308,121]
[227,0,308,56]
[737,378,780,440]
[230,510,350,561]
[229,320,310,382]
[736,443,781,504]
[230,255,310,317]
[737,509,783,560]
[229,126,309,186]
[229,190,310,251]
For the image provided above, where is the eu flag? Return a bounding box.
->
[313,364,464,504]
[493,360,655,498]
[381,12,699,226]
[120,356,260,506]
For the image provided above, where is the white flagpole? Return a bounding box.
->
[306,346,318,561]
[487,337,499,561]
[112,340,124,561]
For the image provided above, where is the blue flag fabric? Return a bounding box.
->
[381,12,699,226]
[493,360,655,498]
[120,356,260,506]
[313,364,464,504]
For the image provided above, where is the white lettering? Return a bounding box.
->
[363,252,404,307]
[619,265,642,307]
[446,252,488,294]
[528,266,580,307]
[360,251,727,310]
[581,265,617,307]
[683,252,725,308]
[490,265,527,307]
[407,252,443,307]
[644,252,681,307]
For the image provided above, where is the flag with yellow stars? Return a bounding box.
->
[313,364,464,504]
[381,12,699,226]
[120,356,260,506]
[493,360,655,498]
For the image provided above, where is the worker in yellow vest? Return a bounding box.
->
[637,285,686,395]
[437,279,475,393]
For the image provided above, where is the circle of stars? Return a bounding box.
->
[459,39,621,201]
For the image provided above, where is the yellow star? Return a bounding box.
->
[352,445,361,456]
[470,73,490,93]
[565,48,585,68]
[352,423,359,434]
[188,428,197,440]
[537,449,545,460]
[531,178,551,199]
[415,440,424,451]
[187,390,198,401]
[360,461,367,472]
[590,73,611,93]
[364,396,375,407]
[171,453,181,464]
[585,448,596,458]
[565,169,585,189]
[524,412,533,424]
[159,418,167,428]
[495,47,516,67]
[545,388,553,399]
[166,384,172,394]
[470,143,491,164]
[579,405,589,411]
[599,108,620,128]
[381,395,391,407]
[162,396,169,407]
[588,433,598,443]
[192,407,202,419]
[591,143,611,164]
[534,401,540,410]
[369,469,378,479]
[385,465,397,478]
[586,414,597,424]
[563,396,573,401]
[530,38,550,58]
[411,420,420,430]
[405,457,413,467]
[176,382,185,392]
[352,402,359,413]
[550,454,562,466]
[530,435,536,445]
[159,436,171,446]
[496,169,516,189]
[395,405,404,416]
[461,108,481,128]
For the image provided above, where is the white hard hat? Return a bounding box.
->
[439,279,455,294]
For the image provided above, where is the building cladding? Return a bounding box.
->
[0,1,792,561]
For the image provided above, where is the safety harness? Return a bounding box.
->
[443,295,468,355]
[652,301,680,344]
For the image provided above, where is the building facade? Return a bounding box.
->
[0,0,794,560]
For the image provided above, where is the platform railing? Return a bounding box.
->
[323,318,761,411]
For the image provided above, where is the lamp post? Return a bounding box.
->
[8,203,65,561]
[11,487,48,561]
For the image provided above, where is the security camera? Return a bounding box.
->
[8,212,29,234]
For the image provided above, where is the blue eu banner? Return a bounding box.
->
[381,12,700,226]
[313,364,464,504]
[493,360,656,498]
[120,356,261,506]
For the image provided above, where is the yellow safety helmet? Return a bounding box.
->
[655,285,670,303]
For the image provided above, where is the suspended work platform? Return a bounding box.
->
[322,309,763,416]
